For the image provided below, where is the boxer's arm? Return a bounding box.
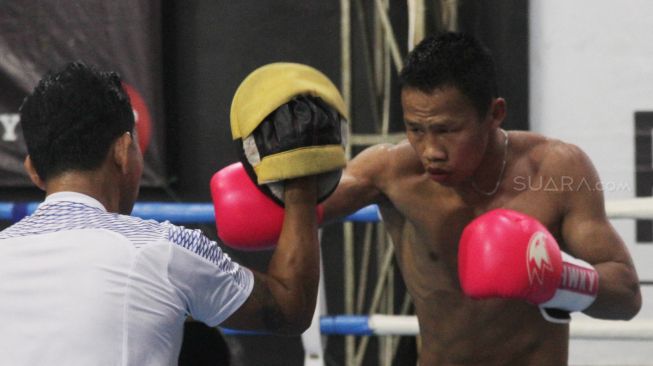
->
[221,177,320,334]
[557,143,641,319]
[321,143,391,222]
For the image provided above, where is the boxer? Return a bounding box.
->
[214,34,642,365]
[319,32,642,365]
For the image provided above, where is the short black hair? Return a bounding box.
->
[19,61,135,181]
[399,32,498,117]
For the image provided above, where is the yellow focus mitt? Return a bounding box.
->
[230,62,349,204]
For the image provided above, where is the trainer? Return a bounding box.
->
[0,61,330,365]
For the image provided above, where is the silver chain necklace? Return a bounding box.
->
[471,129,509,196]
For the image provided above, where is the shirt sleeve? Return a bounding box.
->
[164,224,254,327]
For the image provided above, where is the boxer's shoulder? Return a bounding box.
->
[342,141,420,204]
[508,131,590,175]
[351,140,421,179]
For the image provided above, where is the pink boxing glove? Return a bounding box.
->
[210,162,323,251]
[458,209,599,323]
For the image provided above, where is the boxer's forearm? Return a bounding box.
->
[583,261,641,320]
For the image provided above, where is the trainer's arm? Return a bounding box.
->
[222,177,320,334]
[558,143,641,320]
[321,143,391,222]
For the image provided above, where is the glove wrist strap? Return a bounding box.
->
[539,252,599,324]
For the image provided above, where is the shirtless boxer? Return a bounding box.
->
[320,32,642,365]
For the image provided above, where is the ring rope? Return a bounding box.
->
[4,199,650,341]
[222,315,653,340]
[0,202,380,223]
[3,197,650,223]
[319,315,653,340]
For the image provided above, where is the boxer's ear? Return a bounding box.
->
[24,155,45,191]
[488,97,506,128]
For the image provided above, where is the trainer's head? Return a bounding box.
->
[20,61,142,213]
[399,32,498,118]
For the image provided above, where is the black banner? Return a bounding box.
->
[0,1,165,187]
[635,112,653,242]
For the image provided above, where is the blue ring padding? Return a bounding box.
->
[218,315,372,336]
[320,315,372,335]
[131,203,216,223]
[219,327,270,336]
[344,204,380,223]
[11,203,28,222]
[0,202,41,222]
[0,203,13,221]
[0,201,381,224]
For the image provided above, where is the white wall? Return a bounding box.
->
[529,0,653,364]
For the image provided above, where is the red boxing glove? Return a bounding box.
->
[458,209,598,323]
[210,162,323,251]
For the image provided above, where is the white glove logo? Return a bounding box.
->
[527,231,554,285]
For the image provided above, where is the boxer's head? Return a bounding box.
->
[20,61,142,212]
[399,32,506,186]
[400,31,498,119]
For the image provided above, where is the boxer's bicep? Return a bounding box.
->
[558,145,641,318]
[559,144,629,265]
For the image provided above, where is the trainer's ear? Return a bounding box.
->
[112,132,132,175]
[24,155,45,191]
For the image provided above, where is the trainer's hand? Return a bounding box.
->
[458,209,598,322]
[210,162,323,250]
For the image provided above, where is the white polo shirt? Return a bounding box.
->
[0,192,254,366]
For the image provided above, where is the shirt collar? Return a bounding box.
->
[41,191,107,212]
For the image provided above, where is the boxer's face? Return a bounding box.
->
[401,86,493,186]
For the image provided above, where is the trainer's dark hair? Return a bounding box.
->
[19,61,135,181]
[399,32,498,117]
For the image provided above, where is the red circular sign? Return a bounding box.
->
[122,83,152,154]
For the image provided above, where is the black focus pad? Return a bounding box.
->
[252,95,343,159]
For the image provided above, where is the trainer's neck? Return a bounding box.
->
[44,170,121,213]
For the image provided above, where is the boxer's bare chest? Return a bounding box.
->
[378,171,569,364]
[380,157,566,283]
[370,136,571,363]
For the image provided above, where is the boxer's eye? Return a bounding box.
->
[405,122,424,135]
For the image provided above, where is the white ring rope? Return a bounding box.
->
[321,315,653,340]
[606,197,653,219]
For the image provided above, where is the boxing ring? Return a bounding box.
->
[2,197,653,366]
